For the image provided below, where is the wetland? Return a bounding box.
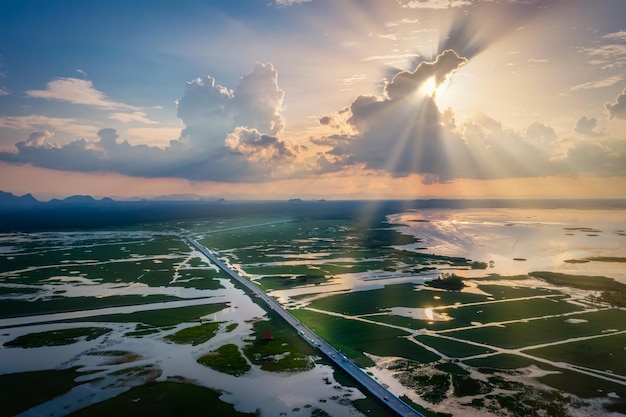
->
[1,201,625,416]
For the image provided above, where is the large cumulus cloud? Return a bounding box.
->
[0,63,299,182]
[313,50,626,183]
[2,55,626,185]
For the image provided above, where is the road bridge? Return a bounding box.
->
[187,237,424,417]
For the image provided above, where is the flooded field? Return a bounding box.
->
[1,205,625,416]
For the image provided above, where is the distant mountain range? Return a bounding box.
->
[0,191,226,208]
[0,191,40,208]
[1,189,625,232]
[0,191,116,208]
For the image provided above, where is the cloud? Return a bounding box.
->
[398,0,473,10]
[232,63,285,135]
[0,87,8,96]
[24,130,55,147]
[385,49,467,100]
[574,116,601,137]
[274,0,311,6]
[362,53,421,62]
[225,127,299,165]
[4,53,626,186]
[0,115,99,138]
[26,78,138,110]
[336,74,367,88]
[314,50,476,181]
[108,111,158,124]
[176,62,285,146]
[125,127,182,147]
[557,138,626,177]
[571,75,622,91]
[525,121,557,145]
[580,30,626,70]
[313,49,626,183]
[605,87,626,119]
[0,64,300,183]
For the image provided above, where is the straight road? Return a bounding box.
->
[187,237,424,417]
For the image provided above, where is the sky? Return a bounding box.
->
[1,0,625,200]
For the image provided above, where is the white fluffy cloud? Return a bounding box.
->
[1,64,299,182]
[3,54,626,185]
[26,78,138,110]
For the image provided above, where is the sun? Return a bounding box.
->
[421,76,451,100]
[421,76,438,97]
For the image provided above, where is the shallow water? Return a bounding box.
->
[0,276,367,417]
[389,208,626,282]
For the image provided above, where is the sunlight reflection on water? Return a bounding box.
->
[390,208,626,282]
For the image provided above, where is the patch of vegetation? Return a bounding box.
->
[352,396,400,417]
[487,375,525,391]
[599,291,626,307]
[225,323,238,332]
[108,365,161,382]
[398,396,441,417]
[87,350,142,365]
[425,273,465,291]
[0,367,82,417]
[198,344,250,376]
[470,261,488,269]
[67,382,257,417]
[435,362,469,375]
[4,327,111,348]
[451,374,491,397]
[484,387,573,417]
[530,271,626,292]
[586,256,626,263]
[0,294,182,318]
[0,286,40,296]
[525,331,626,376]
[463,353,537,370]
[243,315,314,373]
[538,367,626,403]
[446,309,625,349]
[257,274,327,291]
[403,373,450,404]
[292,309,439,367]
[311,408,332,417]
[477,284,559,299]
[165,322,220,346]
[446,296,580,327]
[75,303,228,327]
[414,335,494,358]
[308,283,487,316]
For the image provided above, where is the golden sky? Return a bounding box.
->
[1,0,625,200]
